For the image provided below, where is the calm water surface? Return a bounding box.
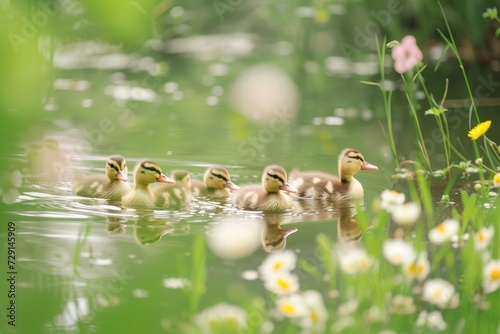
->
[6,32,500,333]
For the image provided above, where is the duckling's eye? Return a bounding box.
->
[108,163,119,173]
[267,173,285,184]
[211,172,228,182]
[141,164,162,175]
[348,155,364,162]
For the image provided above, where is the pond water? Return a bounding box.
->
[3,4,500,333]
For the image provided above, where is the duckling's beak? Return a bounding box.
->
[157,174,176,184]
[280,183,299,193]
[117,170,128,182]
[224,180,240,191]
[280,227,298,238]
[361,161,379,170]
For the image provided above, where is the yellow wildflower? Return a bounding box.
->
[468,120,491,140]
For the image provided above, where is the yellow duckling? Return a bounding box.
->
[290,148,378,200]
[232,165,298,211]
[190,166,239,197]
[153,170,193,209]
[26,138,69,182]
[73,155,131,200]
[122,160,175,208]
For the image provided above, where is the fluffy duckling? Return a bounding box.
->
[191,166,239,198]
[73,155,131,200]
[153,170,193,209]
[232,165,298,211]
[26,138,69,182]
[290,148,378,200]
[122,160,175,208]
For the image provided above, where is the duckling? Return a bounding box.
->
[122,160,175,208]
[26,138,69,182]
[290,148,378,200]
[73,155,131,200]
[191,166,239,198]
[153,170,193,209]
[232,165,298,211]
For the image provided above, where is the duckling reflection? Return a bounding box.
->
[261,213,298,252]
[293,198,362,245]
[134,219,175,247]
[337,214,362,245]
[105,216,127,235]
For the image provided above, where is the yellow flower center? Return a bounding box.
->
[407,263,416,274]
[437,224,446,233]
[225,317,237,326]
[478,232,485,242]
[310,310,319,323]
[433,290,443,299]
[277,278,289,289]
[282,304,295,316]
[494,173,500,183]
[273,261,283,271]
[490,269,500,281]
[417,265,425,274]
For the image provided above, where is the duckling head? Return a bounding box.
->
[134,160,175,187]
[262,165,298,193]
[338,149,378,181]
[171,170,191,189]
[204,166,239,190]
[106,155,128,182]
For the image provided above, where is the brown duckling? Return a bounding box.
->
[290,148,378,200]
[73,155,131,200]
[191,166,239,198]
[153,170,193,209]
[122,160,175,208]
[232,165,298,211]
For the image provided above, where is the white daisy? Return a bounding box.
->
[474,226,494,251]
[389,295,416,314]
[206,221,260,260]
[258,250,297,280]
[428,219,459,245]
[383,239,416,266]
[391,202,421,226]
[493,173,500,188]
[416,311,448,331]
[338,247,373,274]
[194,303,247,334]
[403,252,430,281]
[380,189,406,213]
[299,290,328,330]
[276,294,307,318]
[421,278,457,308]
[482,259,500,293]
[263,272,299,295]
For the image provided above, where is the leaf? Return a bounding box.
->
[496,28,500,38]
[482,7,498,20]
[425,106,448,116]
[360,80,381,87]
[190,235,206,313]
[412,64,427,83]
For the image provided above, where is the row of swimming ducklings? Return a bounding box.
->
[72,148,378,211]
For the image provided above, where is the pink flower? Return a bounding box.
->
[391,35,423,74]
